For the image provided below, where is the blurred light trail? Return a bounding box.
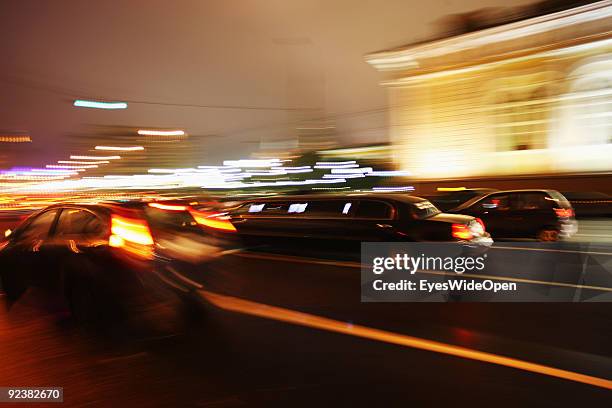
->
[223,159,282,168]
[367,170,412,176]
[95,145,144,151]
[70,155,121,160]
[372,186,415,192]
[314,161,360,169]
[137,129,185,136]
[73,100,127,109]
[0,135,31,143]
[148,168,197,174]
[46,164,98,169]
[315,161,357,166]
[148,202,188,211]
[331,167,373,174]
[200,289,612,390]
[58,160,110,165]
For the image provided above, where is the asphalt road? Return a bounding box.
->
[1,250,611,406]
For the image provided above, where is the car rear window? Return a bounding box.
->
[144,207,199,232]
[410,200,441,219]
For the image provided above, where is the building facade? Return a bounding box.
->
[366,1,612,184]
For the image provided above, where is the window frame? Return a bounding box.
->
[234,199,395,221]
[12,209,61,243]
[53,207,107,239]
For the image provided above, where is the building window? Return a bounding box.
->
[491,86,551,151]
[564,56,612,145]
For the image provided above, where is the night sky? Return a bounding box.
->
[0,0,534,169]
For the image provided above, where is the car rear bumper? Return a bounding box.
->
[560,219,578,239]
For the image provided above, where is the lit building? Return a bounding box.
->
[366,1,612,185]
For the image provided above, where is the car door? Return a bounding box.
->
[0,209,60,302]
[231,201,294,248]
[511,192,555,238]
[351,199,397,242]
[464,193,513,238]
[38,207,108,290]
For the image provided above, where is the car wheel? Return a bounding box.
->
[537,228,559,242]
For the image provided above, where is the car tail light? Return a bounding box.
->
[148,202,189,211]
[452,223,473,240]
[468,218,486,236]
[554,208,574,218]
[189,210,237,232]
[109,214,154,258]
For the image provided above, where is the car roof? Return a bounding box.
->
[453,189,562,211]
[478,189,560,195]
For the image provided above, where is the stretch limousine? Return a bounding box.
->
[228,194,492,255]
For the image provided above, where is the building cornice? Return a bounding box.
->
[366,0,612,72]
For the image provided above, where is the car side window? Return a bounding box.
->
[515,193,552,210]
[480,194,511,211]
[17,210,59,242]
[355,200,392,219]
[56,209,105,237]
[302,201,354,217]
[238,202,290,216]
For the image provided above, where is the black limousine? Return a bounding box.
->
[227,194,492,255]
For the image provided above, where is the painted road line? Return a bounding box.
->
[235,251,361,269]
[234,252,612,292]
[199,289,612,390]
[492,245,612,256]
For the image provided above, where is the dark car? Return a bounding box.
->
[426,188,498,211]
[227,194,492,256]
[0,200,237,322]
[450,189,577,241]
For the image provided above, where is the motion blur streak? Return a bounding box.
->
[190,210,236,232]
[73,100,127,109]
[70,155,121,160]
[200,289,612,390]
[148,202,188,211]
[95,146,145,151]
[137,130,185,136]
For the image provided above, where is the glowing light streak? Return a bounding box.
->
[137,129,185,136]
[73,100,127,109]
[95,146,144,151]
[71,155,121,160]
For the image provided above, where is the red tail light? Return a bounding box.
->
[452,223,473,240]
[475,218,485,231]
[189,210,237,232]
[554,208,574,218]
[109,214,154,258]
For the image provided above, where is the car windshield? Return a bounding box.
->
[410,200,441,219]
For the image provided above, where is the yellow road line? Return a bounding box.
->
[234,252,612,292]
[200,289,612,390]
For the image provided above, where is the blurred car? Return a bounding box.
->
[0,200,238,322]
[450,189,577,241]
[426,188,498,211]
[227,194,492,255]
